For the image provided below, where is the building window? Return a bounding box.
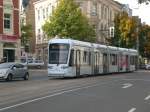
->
[101,24,103,30]
[4,13,11,29]
[38,10,40,20]
[52,6,55,14]
[91,3,97,16]
[38,29,41,40]
[76,2,83,11]
[43,9,45,19]
[110,10,112,21]
[101,5,104,19]
[46,7,49,18]
[99,4,101,19]
[105,7,107,19]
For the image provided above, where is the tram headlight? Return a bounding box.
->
[61,66,69,69]
[48,66,53,69]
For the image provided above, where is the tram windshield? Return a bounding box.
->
[49,43,70,64]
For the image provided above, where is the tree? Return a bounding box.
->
[138,0,150,4]
[112,12,137,48]
[21,24,33,52]
[42,0,96,42]
[111,13,121,47]
[139,24,150,57]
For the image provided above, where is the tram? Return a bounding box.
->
[48,38,137,77]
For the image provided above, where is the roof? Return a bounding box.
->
[48,38,137,53]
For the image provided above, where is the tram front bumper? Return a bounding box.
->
[48,70,65,77]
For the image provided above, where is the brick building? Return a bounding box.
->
[0,0,20,62]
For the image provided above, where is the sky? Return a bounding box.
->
[115,0,150,25]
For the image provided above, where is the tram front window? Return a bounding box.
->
[49,44,70,64]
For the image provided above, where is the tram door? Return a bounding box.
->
[103,53,108,74]
[76,50,80,76]
[94,52,99,75]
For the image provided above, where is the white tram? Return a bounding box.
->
[48,38,138,77]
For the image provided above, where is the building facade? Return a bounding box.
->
[34,0,124,44]
[0,0,20,62]
[24,0,38,54]
[76,0,123,44]
[20,0,39,58]
[34,0,130,63]
[34,0,58,62]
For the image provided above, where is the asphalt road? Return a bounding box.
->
[0,70,150,112]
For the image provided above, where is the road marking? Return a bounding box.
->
[123,79,150,82]
[144,95,150,101]
[128,108,136,112]
[0,86,89,111]
[122,83,133,89]
[0,80,119,111]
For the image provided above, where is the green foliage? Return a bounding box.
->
[112,12,137,48]
[139,24,150,57]
[138,0,150,4]
[21,24,33,46]
[42,0,96,42]
[113,11,150,58]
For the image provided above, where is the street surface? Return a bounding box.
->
[0,70,150,112]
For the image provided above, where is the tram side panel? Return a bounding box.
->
[118,53,127,73]
[108,51,119,73]
[72,46,93,77]
[80,48,92,76]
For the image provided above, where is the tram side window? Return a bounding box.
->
[135,56,136,65]
[130,56,135,65]
[89,52,91,65]
[69,50,74,66]
[110,54,112,65]
[130,56,132,65]
[83,51,87,63]
[115,54,117,65]
[110,54,116,65]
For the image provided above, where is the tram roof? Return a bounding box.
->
[49,38,71,44]
[49,38,92,47]
[48,38,137,53]
[128,49,138,53]
[108,46,118,50]
[92,44,107,49]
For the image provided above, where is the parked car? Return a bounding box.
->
[20,57,44,69]
[139,64,146,69]
[27,59,44,69]
[145,64,150,70]
[0,62,29,81]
